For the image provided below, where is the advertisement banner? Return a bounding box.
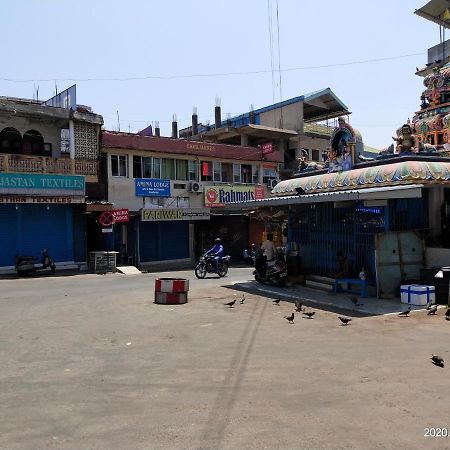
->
[204,185,264,207]
[261,142,274,155]
[112,208,129,223]
[135,178,171,197]
[0,173,85,196]
[141,208,210,221]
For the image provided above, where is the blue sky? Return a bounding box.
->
[0,0,443,148]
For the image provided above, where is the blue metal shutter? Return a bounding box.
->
[139,220,189,262]
[160,221,189,260]
[18,205,74,262]
[0,204,19,266]
[139,221,158,261]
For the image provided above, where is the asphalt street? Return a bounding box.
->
[1,267,450,450]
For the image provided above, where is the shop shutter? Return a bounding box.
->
[139,220,189,262]
[18,205,74,262]
[0,205,19,266]
[139,221,158,261]
[160,221,189,260]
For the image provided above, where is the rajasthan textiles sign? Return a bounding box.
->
[0,173,85,196]
[204,185,264,207]
[141,208,210,221]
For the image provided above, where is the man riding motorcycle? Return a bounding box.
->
[206,237,224,273]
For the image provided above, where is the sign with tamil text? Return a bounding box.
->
[135,178,171,197]
[204,185,264,207]
[0,173,85,196]
[141,208,210,221]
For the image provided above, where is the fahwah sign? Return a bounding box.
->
[205,185,264,207]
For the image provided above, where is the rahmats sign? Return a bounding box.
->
[205,185,264,207]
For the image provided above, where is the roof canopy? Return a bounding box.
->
[273,160,450,196]
[415,0,450,28]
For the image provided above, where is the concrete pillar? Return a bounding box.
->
[240,134,248,146]
[428,185,443,237]
[69,120,75,159]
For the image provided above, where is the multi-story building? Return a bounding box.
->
[0,86,103,271]
[179,88,351,179]
[101,130,283,266]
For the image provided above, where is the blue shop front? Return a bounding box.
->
[0,173,86,270]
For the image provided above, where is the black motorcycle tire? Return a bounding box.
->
[254,272,264,284]
[51,263,56,273]
[274,275,286,287]
[195,263,207,279]
[217,263,228,277]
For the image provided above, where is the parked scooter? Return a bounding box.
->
[253,251,287,286]
[15,249,56,276]
[195,254,231,279]
[243,243,257,266]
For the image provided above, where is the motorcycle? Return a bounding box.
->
[195,254,231,279]
[243,244,257,266]
[253,253,287,286]
[15,249,56,276]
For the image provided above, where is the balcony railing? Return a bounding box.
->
[0,154,98,176]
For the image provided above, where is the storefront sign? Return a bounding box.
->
[135,178,171,197]
[204,185,264,207]
[0,173,85,196]
[261,142,274,155]
[141,208,210,221]
[0,195,85,204]
[112,208,129,223]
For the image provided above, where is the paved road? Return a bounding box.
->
[1,267,450,450]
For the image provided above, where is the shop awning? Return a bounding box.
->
[224,184,423,210]
[415,0,450,28]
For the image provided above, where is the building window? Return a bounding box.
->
[176,159,188,180]
[188,160,197,181]
[233,163,241,183]
[111,154,128,177]
[311,149,320,161]
[252,165,259,184]
[201,161,212,181]
[241,164,252,183]
[133,156,153,178]
[263,167,278,184]
[60,129,70,154]
[0,127,22,154]
[221,163,232,182]
[153,157,161,178]
[162,158,175,179]
[213,161,221,181]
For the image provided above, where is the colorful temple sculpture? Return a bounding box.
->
[226,1,450,300]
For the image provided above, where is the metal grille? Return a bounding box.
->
[74,122,98,160]
[289,202,385,278]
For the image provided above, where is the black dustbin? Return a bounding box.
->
[420,267,450,304]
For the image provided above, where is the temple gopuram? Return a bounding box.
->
[227,0,450,300]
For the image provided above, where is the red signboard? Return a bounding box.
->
[254,185,264,199]
[202,161,210,177]
[261,142,274,155]
[112,208,129,223]
[99,211,114,227]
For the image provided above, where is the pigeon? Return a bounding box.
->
[349,295,363,307]
[431,354,444,368]
[295,299,304,312]
[416,67,420,72]
[426,301,434,310]
[398,306,411,317]
[224,299,236,308]
[445,308,450,321]
[240,295,245,304]
[427,305,438,315]
[284,313,294,324]
[338,316,352,325]
[273,297,281,305]
[303,311,316,319]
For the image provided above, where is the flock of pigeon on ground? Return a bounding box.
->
[224,293,450,369]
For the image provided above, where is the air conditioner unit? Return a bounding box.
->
[189,181,204,193]
[267,179,278,189]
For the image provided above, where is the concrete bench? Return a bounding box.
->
[334,278,368,297]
